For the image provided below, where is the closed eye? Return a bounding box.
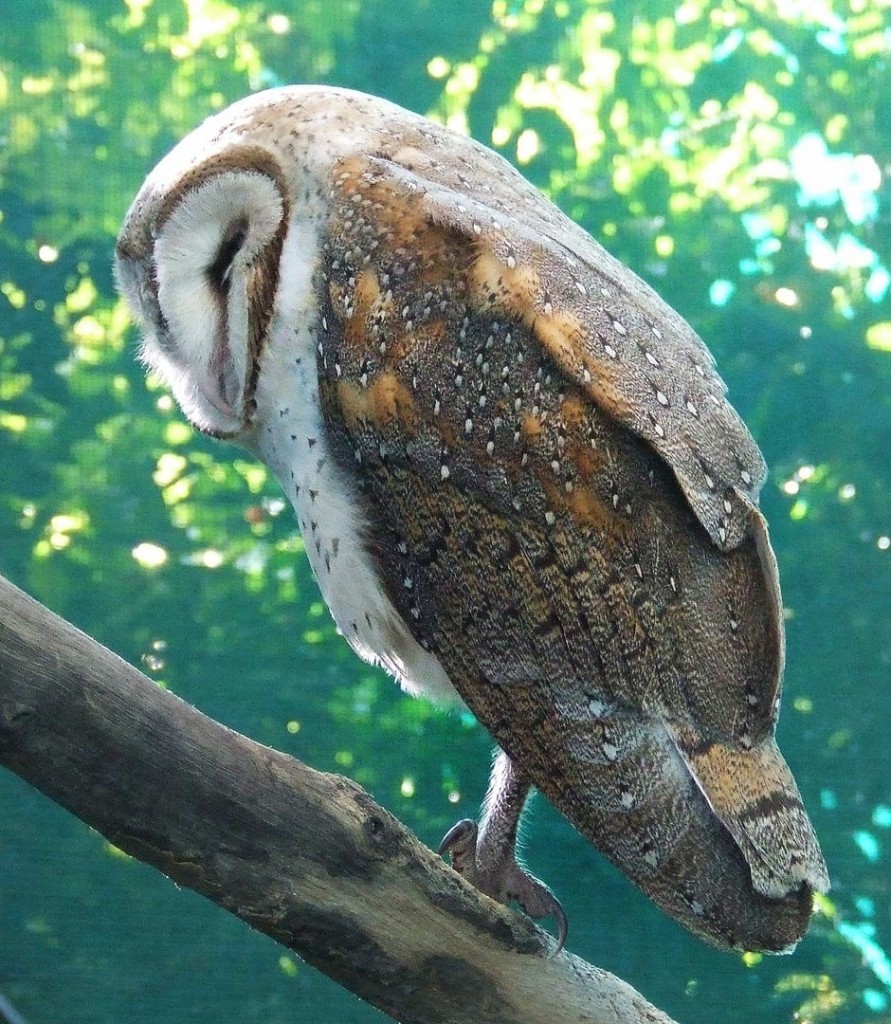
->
[207,218,248,296]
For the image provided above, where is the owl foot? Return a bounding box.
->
[438,818,567,953]
[438,748,569,955]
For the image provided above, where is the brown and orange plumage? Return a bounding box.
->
[116,86,828,955]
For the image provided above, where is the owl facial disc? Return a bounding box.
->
[117,152,288,437]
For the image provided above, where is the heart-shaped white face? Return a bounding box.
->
[117,152,288,438]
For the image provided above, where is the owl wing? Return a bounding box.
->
[323,149,782,725]
[367,137,770,551]
[316,151,826,948]
[432,195,768,556]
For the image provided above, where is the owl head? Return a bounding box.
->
[117,87,381,441]
[117,124,295,439]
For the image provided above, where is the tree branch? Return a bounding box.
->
[0,573,679,1024]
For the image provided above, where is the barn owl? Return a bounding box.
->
[116,85,828,954]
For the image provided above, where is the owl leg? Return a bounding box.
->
[438,749,568,952]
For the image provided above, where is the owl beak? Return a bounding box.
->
[192,339,244,437]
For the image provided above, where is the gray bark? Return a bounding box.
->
[0,573,679,1024]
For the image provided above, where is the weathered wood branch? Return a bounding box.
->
[0,573,679,1024]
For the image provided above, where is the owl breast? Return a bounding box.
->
[246,203,457,704]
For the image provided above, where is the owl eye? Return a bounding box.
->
[207,218,248,295]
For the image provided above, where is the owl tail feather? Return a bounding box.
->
[526,710,825,952]
[671,728,830,900]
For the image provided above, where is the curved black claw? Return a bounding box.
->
[551,900,568,956]
[542,892,568,955]
[506,863,568,956]
[437,819,568,955]
[437,818,477,857]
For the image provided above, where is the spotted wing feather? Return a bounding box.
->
[364,149,767,552]
[323,150,782,729]
[469,221,767,552]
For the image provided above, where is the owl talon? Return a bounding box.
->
[504,863,568,955]
[438,818,568,954]
[437,818,478,866]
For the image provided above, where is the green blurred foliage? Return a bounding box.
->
[0,1,889,1023]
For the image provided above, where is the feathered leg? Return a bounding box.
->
[438,748,568,951]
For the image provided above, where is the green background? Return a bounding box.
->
[1,1,889,1022]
